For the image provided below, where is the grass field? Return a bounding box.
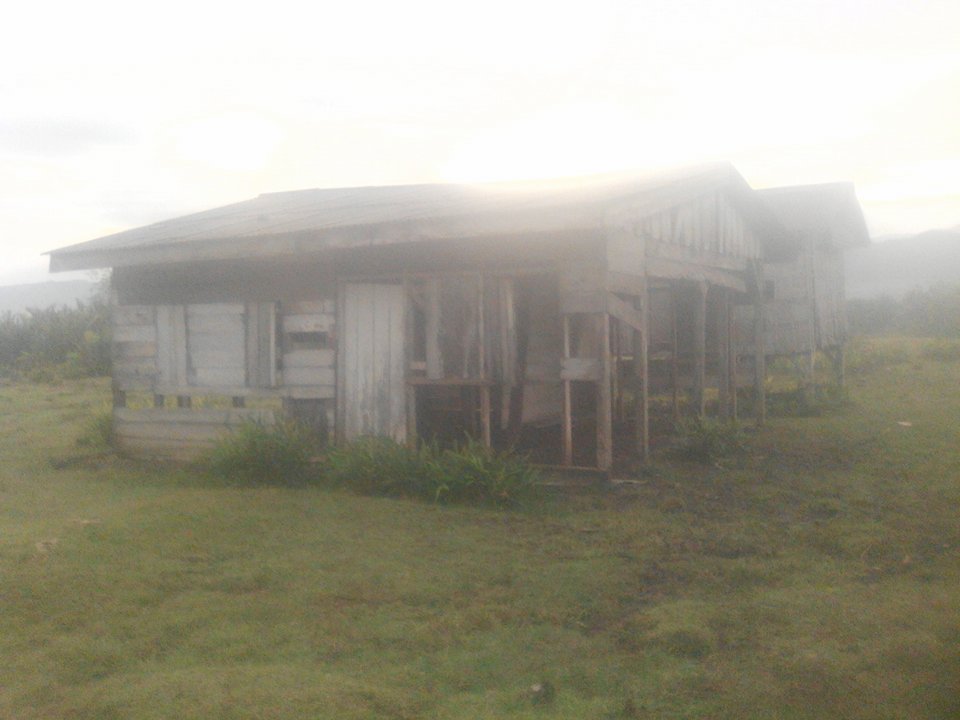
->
[1,337,958,719]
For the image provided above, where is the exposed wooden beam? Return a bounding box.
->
[606,292,644,333]
[646,256,747,294]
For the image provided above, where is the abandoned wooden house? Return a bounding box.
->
[736,183,871,399]
[48,163,863,472]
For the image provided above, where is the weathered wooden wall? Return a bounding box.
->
[113,407,276,461]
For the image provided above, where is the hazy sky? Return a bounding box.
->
[3,0,959,284]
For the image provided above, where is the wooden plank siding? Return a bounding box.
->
[113,407,276,462]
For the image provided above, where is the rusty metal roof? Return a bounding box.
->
[759,182,871,250]
[49,163,777,271]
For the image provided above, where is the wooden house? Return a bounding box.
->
[737,183,870,392]
[49,164,799,471]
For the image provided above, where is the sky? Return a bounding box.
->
[2,0,959,285]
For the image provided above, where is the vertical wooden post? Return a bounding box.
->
[753,265,766,427]
[729,294,739,422]
[635,280,650,462]
[403,274,418,448]
[611,317,621,422]
[717,288,730,421]
[562,314,573,466]
[425,278,442,380]
[692,280,707,418]
[477,273,491,447]
[597,312,613,472]
[670,285,680,421]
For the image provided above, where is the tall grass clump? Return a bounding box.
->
[674,417,746,463]
[0,296,111,381]
[323,436,539,507]
[845,337,912,374]
[920,338,960,362]
[205,420,319,485]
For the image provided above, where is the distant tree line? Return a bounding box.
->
[0,282,111,381]
[848,283,960,338]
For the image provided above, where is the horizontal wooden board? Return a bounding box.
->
[281,314,335,334]
[281,385,336,400]
[113,324,157,343]
[283,349,336,369]
[188,348,247,368]
[561,357,602,381]
[116,407,276,426]
[114,305,154,327]
[190,367,247,387]
[115,341,157,360]
[282,366,336,387]
[186,303,245,317]
[283,299,335,315]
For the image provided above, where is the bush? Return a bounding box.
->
[205,420,319,485]
[766,384,849,418]
[0,289,111,380]
[76,411,115,451]
[674,418,746,463]
[845,338,912,374]
[323,436,539,507]
[920,339,960,362]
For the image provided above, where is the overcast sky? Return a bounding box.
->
[2,0,959,285]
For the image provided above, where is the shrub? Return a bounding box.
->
[845,338,911,374]
[766,384,849,418]
[76,411,115,451]
[322,436,539,507]
[674,418,745,463]
[920,339,960,362]
[0,291,111,380]
[205,420,319,485]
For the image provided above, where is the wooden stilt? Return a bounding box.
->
[597,312,613,471]
[753,265,766,427]
[562,314,573,466]
[729,294,739,422]
[717,288,730,421]
[635,280,650,461]
[670,285,680,421]
[692,280,707,418]
[477,273,491,447]
[403,274,418,447]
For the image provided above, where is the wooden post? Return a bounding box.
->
[729,294,739,422]
[670,285,680,421]
[425,278,442,380]
[717,288,730,421]
[403,274,418,447]
[477,273,491,447]
[562,314,573,466]
[597,312,613,472]
[611,317,621,422]
[692,280,707,418]
[635,280,650,462]
[753,265,766,427]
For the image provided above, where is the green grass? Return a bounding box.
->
[1,337,958,719]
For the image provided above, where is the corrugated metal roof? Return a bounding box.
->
[759,183,871,249]
[48,163,774,271]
